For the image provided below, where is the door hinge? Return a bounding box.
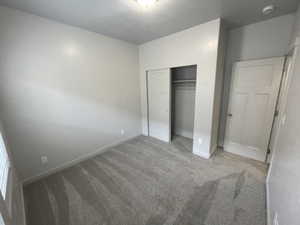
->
[274,110,279,117]
[267,148,271,154]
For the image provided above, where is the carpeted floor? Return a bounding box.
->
[24,135,267,225]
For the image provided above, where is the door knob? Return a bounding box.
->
[228,113,233,117]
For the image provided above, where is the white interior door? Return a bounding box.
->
[224,57,284,161]
[147,69,171,142]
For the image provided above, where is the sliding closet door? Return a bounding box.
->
[147,69,171,142]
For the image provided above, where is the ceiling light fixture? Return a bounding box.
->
[262,5,275,15]
[136,0,158,7]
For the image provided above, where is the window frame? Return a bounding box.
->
[0,132,11,200]
[0,127,13,225]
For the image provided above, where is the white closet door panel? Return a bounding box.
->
[147,69,171,142]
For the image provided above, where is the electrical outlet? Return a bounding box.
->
[121,129,125,136]
[41,156,48,164]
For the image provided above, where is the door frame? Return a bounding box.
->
[265,55,292,162]
[266,48,298,163]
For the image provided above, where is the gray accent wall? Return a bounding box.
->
[218,14,295,146]
[171,66,196,139]
[0,6,141,182]
[172,85,196,139]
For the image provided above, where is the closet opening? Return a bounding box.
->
[171,65,197,151]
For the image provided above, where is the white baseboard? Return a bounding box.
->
[193,150,211,159]
[223,141,265,162]
[23,135,141,185]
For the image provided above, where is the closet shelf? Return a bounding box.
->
[172,79,196,84]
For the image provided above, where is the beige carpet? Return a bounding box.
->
[24,135,267,225]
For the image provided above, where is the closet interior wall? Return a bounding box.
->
[171,65,197,140]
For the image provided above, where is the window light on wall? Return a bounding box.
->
[0,133,10,199]
[136,0,157,7]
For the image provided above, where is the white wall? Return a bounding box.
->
[139,19,222,158]
[267,4,300,225]
[210,21,227,152]
[290,5,300,47]
[0,6,141,182]
[218,14,295,146]
[173,85,196,139]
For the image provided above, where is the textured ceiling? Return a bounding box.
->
[0,0,298,44]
